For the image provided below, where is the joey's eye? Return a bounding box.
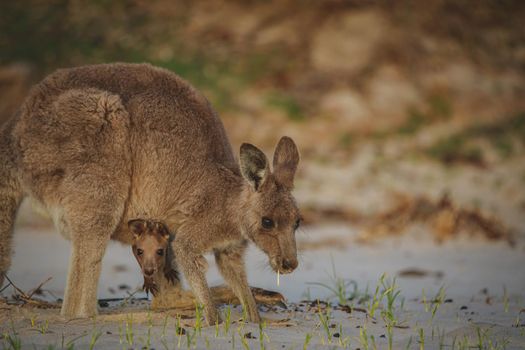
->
[293,219,301,230]
[261,217,274,229]
[156,249,164,256]
[137,249,143,256]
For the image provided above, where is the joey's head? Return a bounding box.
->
[129,219,171,278]
[239,136,301,275]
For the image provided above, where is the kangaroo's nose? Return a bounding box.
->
[144,268,155,276]
[282,258,298,271]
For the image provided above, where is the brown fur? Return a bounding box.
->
[129,219,179,296]
[0,63,300,324]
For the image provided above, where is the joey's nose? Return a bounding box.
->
[282,258,298,271]
[144,268,154,276]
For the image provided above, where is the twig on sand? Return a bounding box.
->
[27,276,53,299]
[0,274,13,294]
[118,289,142,308]
[3,274,59,309]
[3,273,27,297]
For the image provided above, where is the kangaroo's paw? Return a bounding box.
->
[143,279,159,296]
[164,268,180,285]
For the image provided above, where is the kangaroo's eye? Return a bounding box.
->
[156,249,164,256]
[137,249,143,256]
[261,217,274,229]
[293,219,301,230]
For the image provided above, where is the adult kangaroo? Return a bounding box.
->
[0,63,300,324]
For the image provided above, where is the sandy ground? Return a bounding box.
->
[1,223,524,349]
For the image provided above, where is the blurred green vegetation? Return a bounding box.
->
[265,92,304,122]
[0,1,288,112]
[0,1,147,67]
[398,94,453,135]
[154,54,270,111]
[426,112,525,165]
[338,132,355,150]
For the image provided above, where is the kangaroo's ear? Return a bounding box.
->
[273,136,299,189]
[128,219,147,237]
[240,143,269,191]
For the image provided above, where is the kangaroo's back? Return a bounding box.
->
[18,63,237,168]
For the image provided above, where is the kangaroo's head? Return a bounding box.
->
[239,136,301,275]
[129,219,171,278]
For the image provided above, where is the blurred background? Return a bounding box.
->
[2,0,524,241]
[1,0,524,300]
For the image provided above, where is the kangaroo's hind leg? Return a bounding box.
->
[0,157,23,289]
[9,85,131,317]
[40,88,132,318]
[59,178,127,318]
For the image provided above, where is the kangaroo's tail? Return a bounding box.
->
[0,118,23,288]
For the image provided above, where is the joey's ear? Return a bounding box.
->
[240,143,269,191]
[155,222,171,240]
[128,219,147,237]
[273,136,299,189]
